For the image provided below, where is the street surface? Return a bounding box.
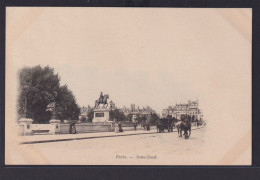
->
[17,127,207,165]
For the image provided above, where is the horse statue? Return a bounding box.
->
[176,120,191,139]
[94,93,109,108]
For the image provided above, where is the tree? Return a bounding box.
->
[109,109,125,122]
[135,113,142,124]
[87,109,94,122]
[126,113,133,122]
[18,65,80,123]
[18,66,60,123]
[150,113,159,125]
[80,116,87,123]
[56,85,80,121]
[141,114,147,124]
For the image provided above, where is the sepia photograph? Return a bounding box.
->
[5,7,251,165]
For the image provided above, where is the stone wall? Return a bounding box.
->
[31,124,52,131]
[19,125,24,135]
[121,122,134,127]
[60,123,112,134]
[60,124,71,134]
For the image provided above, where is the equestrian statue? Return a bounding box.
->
[94,92,109,108]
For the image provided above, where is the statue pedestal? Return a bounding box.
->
[92,108,110,123]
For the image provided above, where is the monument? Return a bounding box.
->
[92,92,112,123]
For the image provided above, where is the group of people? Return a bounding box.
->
[114,122,151,133]
[134,122,150,131]
[114,122,123,133]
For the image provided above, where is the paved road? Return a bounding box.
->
[18,127,206,165]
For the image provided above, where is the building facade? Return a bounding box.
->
[109,100,116,110]
[119,105,156,122]
[79,105,93,120]
[162,100,203,121]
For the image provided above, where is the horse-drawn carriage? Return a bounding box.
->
[176,120,192,139]
[156,118,174,133]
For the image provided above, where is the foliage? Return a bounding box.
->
[80,116,87,123]
[18,65,80,123]
[133,114,147,125]
[141,114,147,123]
[56,85,80,121]
[126,113,133,122]
[87,109,94,122]
[150,113,160,125]
[109,109,125,122]
[134,113,141,123]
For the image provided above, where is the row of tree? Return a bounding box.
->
[18,65,80,123]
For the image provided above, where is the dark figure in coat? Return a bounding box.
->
[146,124,150,131]
[134,122,137,131]
[70,122,77,134]
[118,122,123,132]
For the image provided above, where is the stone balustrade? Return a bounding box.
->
[18,118,33,135]
[19,118,115,135]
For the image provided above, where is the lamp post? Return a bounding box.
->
[49,91,61,134]
[51,91,58,120]
[19,85,33,135]
[22,85,29,118]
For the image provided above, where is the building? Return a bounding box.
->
[79,105,93,120]
[119,104,157,122]
[109,100,116,110]
[162,100,203,121]
[131,104,135,112]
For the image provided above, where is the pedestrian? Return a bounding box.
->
[147,124,150,131]
[134,122,137,131]
[114,123,119,133]
[70,122,77,134]
[118,122,123,132]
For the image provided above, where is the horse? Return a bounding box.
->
[155,119,165,133]
[94,94,109,108]
[176,120,191,139]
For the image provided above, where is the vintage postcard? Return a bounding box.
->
[5,7,251,165]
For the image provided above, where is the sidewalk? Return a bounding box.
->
[19,126,204,145]
[20,128,157,144]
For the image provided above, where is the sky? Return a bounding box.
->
[6,8,251,118]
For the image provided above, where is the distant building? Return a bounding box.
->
[119,104,156,121]
[131,104,135,112]
[162,100,203,120]
[79,105,93,120]
[109,100,116,110]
